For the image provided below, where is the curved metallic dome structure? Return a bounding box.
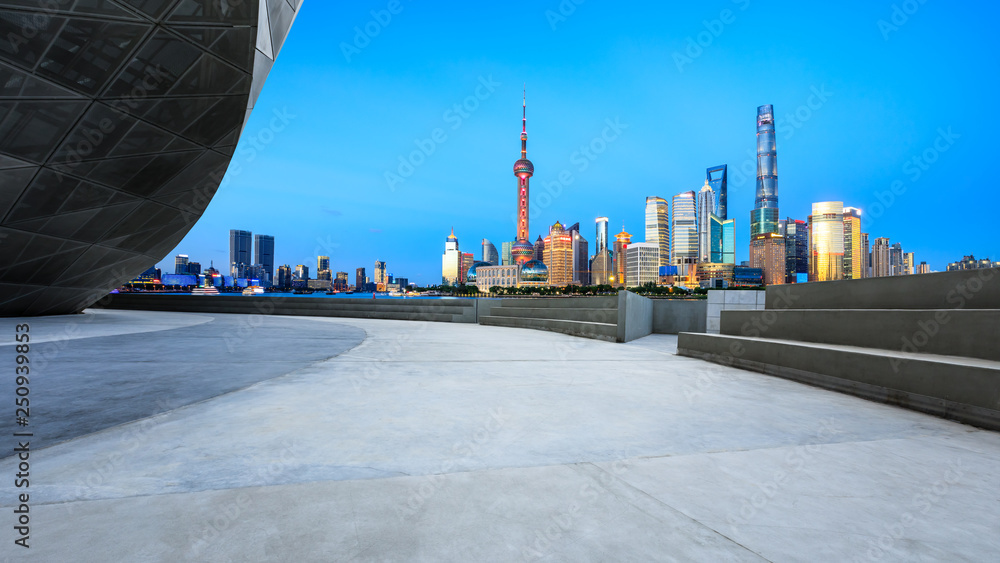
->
[520,259,548,282]
[0,0,302,316]
[466,261,491,283]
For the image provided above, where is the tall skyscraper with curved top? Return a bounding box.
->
[511,89,535,265]
[751,105,779,237]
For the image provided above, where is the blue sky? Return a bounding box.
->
[159,0,1000,284]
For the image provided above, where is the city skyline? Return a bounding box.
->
[157,2,999,284]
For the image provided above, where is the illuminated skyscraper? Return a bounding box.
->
[891,243,904,276]
[750,105,779,237]
[374,261,387,285]
[482,239,499,265]
[696,182,715,263]
[567,223,590,285]
[441,228,461,285]
[461,253,474,284]
[317,256,330,273]
[645,197,669,268]
[707,165,728,220]
[721,218,736,264]
[295,265,309,280]
[842,207,863,280]
[626,242,660,287]
[671,191,698,280]
[708,215,736,264]
[501,242,513,266]
[872,238,892,278]
[174,254,189,275]
[254,234,275,280]
[277,265,292,289]
[512,89,535,265]
[595,217,610,255]
[808,202,844,282]
[781,218,808,283]
[750,233,786,285]
[903,252,915,275]
[613,227,632,286]
[860,232,871,278]
[544,221,573,286]
[533,236,545,262]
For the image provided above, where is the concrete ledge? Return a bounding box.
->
[678,332,1000,431]
[766,267,1000,310]
[485,306,618,324]
[720,309,1000,362]
[479,315,617,342]
[96,294,478,323]
[617,291,652,343]
[651,299,707,334]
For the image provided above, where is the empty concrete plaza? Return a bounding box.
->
[1,309,997,561]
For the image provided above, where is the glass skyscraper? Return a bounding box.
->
[482,239,499,266]
[842,207,863,280]
[254,234,275,280]
[781,218,808,283]
[696,182,715,263]
[751,105,779,237]
[644,197,670,268]
[595,217,610,255]
[709,215,736,264]
[707,164,728,221]
[808,202,845,282]
[230,230,252,277]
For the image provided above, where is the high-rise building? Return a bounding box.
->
[590,253,613,286]
[512,89,535,265]
[750,105,779,238]
[461,253,474,284]
[613,228,632,286]
[317,256,330,273]
[808,202,845,282]
[277,265,292,289]
[567,223,590,285]
[229,229,252,277]
[174,254,189,275]
[696,183,715,263]
[626,242,660,287]
[254,234,275,279]
[671,191,698,281]
[707,164,728,221]
[842,207,863,280]
[544,221,573,286]
[501,242,513,266]
[903,252,915,276]
[374,261,387,285]
[188,262,201,276]
[356,267,366,290]
[720,218,736,265]
[750,233,786,285]
[645,197,670,268]
[860,232,871,278]
[891,243,904,276]
[917,262,931,274]
[442,228,462,285]
[595,217,610,255]
[482,239,499,265]
[707,215,735,264]
[780,218,808,283]
[872,238,892,277]
[533,236,545,262]
[295,265,309,280]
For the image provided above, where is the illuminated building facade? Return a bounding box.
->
[595,217,610,256]
[175,254,190,275]
[917,262,931,274]
[707,164,728,221]
[475,265,520,291]
[750,104,780,237]
[780,218,808,283]
[441,228,461,285]
[903,252,915,275]
[842,207,863,280]
[708,215,736,264]
[808,202,845,282]
[512,90,535,265]
[671,191,698,281]
[750,232,786,285]
[872,238,892,278]
[645,197,669,268]
[374,261,387,285]
[461,253,474,284]
[696,262,736,285]
[591,216,613,285]
[625,242,660,287]
[533,236,545,262]
[567,223,590,285]
[612,228,632,286]
[860,233,871,277]
[543,221,573,286]
[0,1,303,315]
[317,256,330,274]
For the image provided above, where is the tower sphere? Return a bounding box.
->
[514,158,534,176]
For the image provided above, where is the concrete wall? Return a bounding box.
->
[96,294,478,323]
[617,290,653,342]
[706,290,765,333]
[766,267,1000,310]
[651,299,707,334]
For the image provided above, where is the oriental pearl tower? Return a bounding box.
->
[510,89,535,265]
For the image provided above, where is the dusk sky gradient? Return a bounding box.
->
[158,0,1000,284]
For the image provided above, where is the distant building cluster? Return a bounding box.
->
[442,99,942,291]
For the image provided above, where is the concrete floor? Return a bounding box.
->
[1,310,997,561]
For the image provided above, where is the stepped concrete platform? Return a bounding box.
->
[680,268,1000,430]
[1,309,998,561]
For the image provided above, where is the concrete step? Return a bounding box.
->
[677,332,1000,431]
[485,306,618,324]
[480,315,618,342]
[491,296,619,309]
[720,309,1000,362]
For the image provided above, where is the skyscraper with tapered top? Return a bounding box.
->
[511,89,535,265]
